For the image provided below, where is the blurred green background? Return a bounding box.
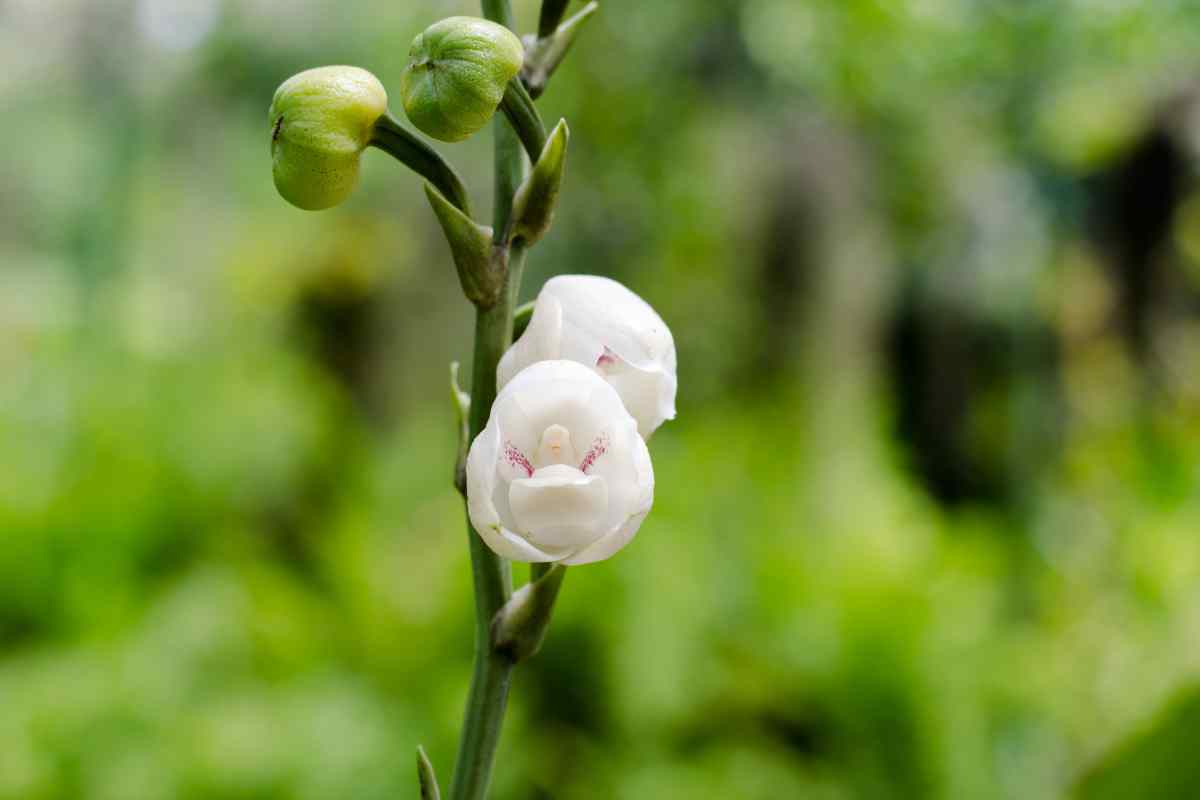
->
[4,0,1200,798]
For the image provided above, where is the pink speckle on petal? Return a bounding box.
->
[596,347,618,369]
[504,441,534,477]
[579,433,609,474]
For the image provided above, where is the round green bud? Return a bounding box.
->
[401,16,524,143]
[269,66,387,211]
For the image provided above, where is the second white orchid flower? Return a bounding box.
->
[466,359,654,564]
[498,275,677,438]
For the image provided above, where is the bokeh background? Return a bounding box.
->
[4,0,1200,798]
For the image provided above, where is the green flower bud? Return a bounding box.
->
[269,66,387,211]
[401,17,524,143]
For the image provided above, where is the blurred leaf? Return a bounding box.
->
[1075,687,1200,800]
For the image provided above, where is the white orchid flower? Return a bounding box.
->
[466,359,654,564]
[498,275,677,438]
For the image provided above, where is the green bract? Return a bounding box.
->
[401,17,524,143]
[269,66,387,211]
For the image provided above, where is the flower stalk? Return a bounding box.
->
[370,113,472,215]
[449,245,524,800]
[537,0,572,39]
[447,4,530,785]
[498,78,548,163]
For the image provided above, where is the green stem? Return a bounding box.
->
[370,112,472,217]
[449,245,526,800]
[482,0,516,29]
[538,0,571,38]
[500,79,548,164]
[491,96,527,234]
[448,647,512,800]
[447,5,556,799]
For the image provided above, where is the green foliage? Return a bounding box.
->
[1076,688,1200,800]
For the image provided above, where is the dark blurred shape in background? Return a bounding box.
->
[2,1,1200,798]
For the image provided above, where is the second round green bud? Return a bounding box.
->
[401,16,525,143]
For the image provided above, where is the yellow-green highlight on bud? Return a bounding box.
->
[510,119,569,245]
[269,66,387,210]
[401,16,524,143]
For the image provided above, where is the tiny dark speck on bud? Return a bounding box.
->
[272,116,284,143]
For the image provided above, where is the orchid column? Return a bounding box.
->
[265,4,675,798]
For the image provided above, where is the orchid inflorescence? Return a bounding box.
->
[265,5,672,799]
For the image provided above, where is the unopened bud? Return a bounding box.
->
[269,66,387,210]
[401,17,524,143]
